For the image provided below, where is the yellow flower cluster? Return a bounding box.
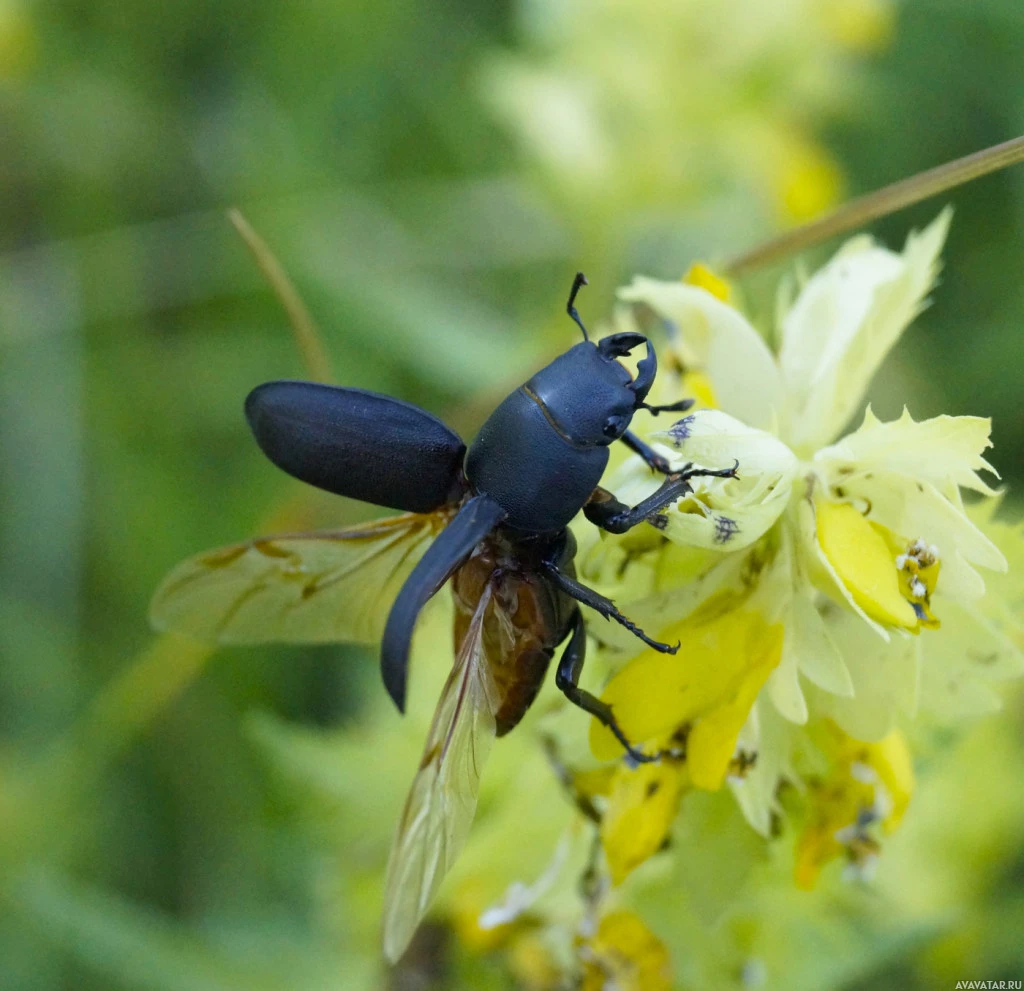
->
[560,210,1022,904]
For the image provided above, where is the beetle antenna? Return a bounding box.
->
[566,271,590,341]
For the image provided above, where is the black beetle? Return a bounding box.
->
[151,273,738,959]
[240,273,735,736]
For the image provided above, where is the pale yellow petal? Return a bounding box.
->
[654,409,796,551]
[657,408,798,477]
[817,407,999,495]
[766,636,809,724]
[618,278,783,429]
[780,209,951,453]
[839,470,1007,574]
[807,610,919,741]
[787,592,855,697]
[917,597,1024,720]
[729,701,796,837]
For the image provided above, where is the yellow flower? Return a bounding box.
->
[683,262,732,304]
[506,930,564,990]
[590,605,783,789]
[794,724,914,889]
[579,911,673,991]
[774,132,845,223]
[600,758,689,886]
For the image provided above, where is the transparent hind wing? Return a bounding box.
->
[382,584,499,963]
[150,512,446,646]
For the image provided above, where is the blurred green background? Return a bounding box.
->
[1,0,1022,988]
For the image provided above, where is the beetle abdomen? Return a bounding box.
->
[465,389,608,533]
[492,645,552,736]
[452,539,570,736]
[246,381,466,514]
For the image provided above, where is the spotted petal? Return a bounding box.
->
[729,700,799,837]
[652,409,797,552]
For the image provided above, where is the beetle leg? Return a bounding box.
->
[640,398,694,416]
[584,461,739,534]
[620,430,672,474]
[556,609,659,764]
[542,557,679,654]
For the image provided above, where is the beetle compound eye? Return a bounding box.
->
[603,414,627,439]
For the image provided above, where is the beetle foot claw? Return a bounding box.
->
[638,638,679,655]
[679,459,740,483]
[625,745,659,766]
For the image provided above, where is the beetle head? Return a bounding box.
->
[525,334,660,448]
[529,272,690,448]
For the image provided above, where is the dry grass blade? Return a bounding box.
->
[726,134,1024,274]
[228,208,335,383]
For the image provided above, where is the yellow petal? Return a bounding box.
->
[820,0,895,53]
[688,633,781,790]
[775,134,844,223]
[450,877,514,953]
[580,911,673,991]
[507,930,562,990]
[816,500,918,629]
[866,731,914,832]
[601,759,688,885]
[590,606,784,791]
[683,262,732,303]
[679,369,718,410]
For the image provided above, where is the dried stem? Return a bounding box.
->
[228,207,334,383]
[726,134,1024,274]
